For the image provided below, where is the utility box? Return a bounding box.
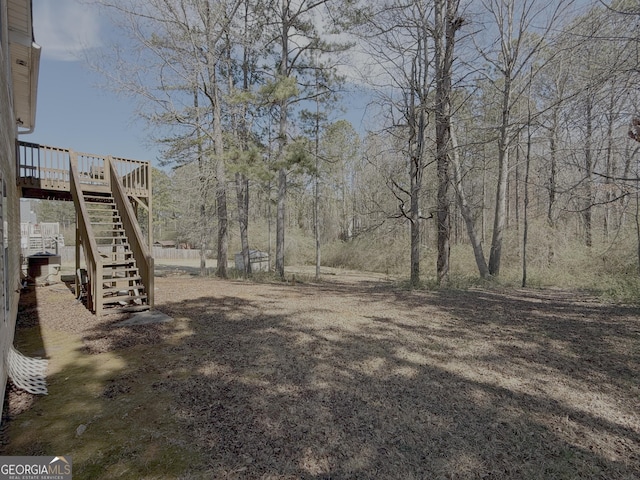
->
[234,250,269,272]
[27,253,61,285]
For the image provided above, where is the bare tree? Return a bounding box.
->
[433,0,463,284]
[95,0,244,277]
[477,0,574,276]
[357,1,438,287]
[450,126,491,278]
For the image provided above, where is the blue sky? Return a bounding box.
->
[28,0,165,164]
[28,0,370,167]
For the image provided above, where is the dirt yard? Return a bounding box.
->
[1,268,639,479]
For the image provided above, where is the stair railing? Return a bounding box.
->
[108,157,154,308]
[69,152,103,314]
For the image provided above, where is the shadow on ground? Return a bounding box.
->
[3,278,640,479]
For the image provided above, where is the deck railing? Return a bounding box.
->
[113,157,149,198]
[19,141,153,314]
[109,158,154,308]
[17,141,150,199]
[70,156,103,313]
[17,142,71,191]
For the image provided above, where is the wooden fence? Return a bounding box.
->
[57,246,206,263]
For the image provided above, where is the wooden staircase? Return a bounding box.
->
[17,142,154,315]
[68,154,153,316]
[84,192,149,313]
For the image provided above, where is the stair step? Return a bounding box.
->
[102,275,143,284]
[102,267,140,277]
[86,206,117,211]
[95,238,129,243]
[87,213,117,218]
[102,294,148,305]
[103,304,151,314]
[84,200,116,206]
[84,194,114,201]
[103,257,135,264]
[103,264,138,269]
[102,285,145,295]
[93,231,125,236]
[102,260,135,266]
[92,224,124,228]
[101,247,133,253]
[101,251,134,257]
[103,260,136,268]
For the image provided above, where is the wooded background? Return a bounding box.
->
[36,0,640,299]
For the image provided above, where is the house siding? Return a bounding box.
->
[0,0,24,410]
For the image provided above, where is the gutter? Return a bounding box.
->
[17,41,41,135]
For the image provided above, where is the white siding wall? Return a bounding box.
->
[0,0,23,411]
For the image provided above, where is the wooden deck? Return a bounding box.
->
[17,141,154,314]
[17,141,151,201]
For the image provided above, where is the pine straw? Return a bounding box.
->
[3,275,640,479]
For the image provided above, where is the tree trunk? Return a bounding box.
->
[216,173,229,278]
[604,90,615,240]
[522,138,531,288]
[436,165,450,284]
[522,78,532,288]
[199,201,207,276]
[434,0,460,285]
[482,154,486,243]
[410,153,421,286]
[237,8,252,277]
[275,0,290,279]
[314,64,321,280]
[212,80,228,278]
[406,44,425,288]
[584,94,593,248]
[236,172,251,275]
[194,86,208,277]
[450,128,490,279]
[488,75,512,276]
[548,111,558,227]
[636,187,640,275]
[314,156,321,280]
[514,141,520,230]
[276,167,286,278]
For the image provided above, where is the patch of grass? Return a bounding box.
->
[4,324,204,479]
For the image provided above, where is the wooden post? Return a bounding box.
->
[104,156,112,188]
[71,151,80,299]
[147,163,153,250]
[75,216,80,299]
[95,262,103,315]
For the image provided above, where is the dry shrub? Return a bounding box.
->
[225,220,315,268]
[486,219,640,301]
[232,213,640,300]
[323,233,410,275]
[444,217,640,301]
[284,227,316,266]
